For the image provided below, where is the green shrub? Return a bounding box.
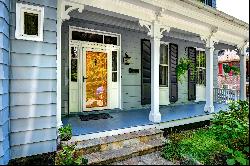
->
[210,100,249,165]
[211,100,249,150]
[56,144,88,165]
[58,124,72,141]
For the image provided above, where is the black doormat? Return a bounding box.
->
[79,113,113,121]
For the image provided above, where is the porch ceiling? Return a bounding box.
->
[64,0,249,47]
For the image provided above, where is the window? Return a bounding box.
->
[15,3,44,41]
[196,49,206,85]
[71,31,119,46]
[71,47,78,82]
[112,51,118,82]
[160,44,169,87]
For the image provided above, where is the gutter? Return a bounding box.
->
[139,0,249,30]
[181,0,249,29]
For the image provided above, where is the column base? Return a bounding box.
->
[149,111,161,123]
[204,105,214,113]
[57,121,63,129]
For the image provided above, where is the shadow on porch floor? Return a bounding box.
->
[62,102,228,136]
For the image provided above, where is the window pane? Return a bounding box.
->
[112,72,117,82]
[72,31,103,43]
[104,36,118,45]
[160,45,168,64]
[71,47,78,59]
[71,47,78,82]
[112,51,117,71]
[160,66,168,86]
[24,12,38,36]
[71,59,78,82]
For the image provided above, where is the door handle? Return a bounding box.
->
[83,76,88,82]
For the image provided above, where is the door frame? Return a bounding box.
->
[69,26,122,113]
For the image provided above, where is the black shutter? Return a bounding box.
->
[169,43,178,103]
[188,47,197,101]
[141,39,151,105]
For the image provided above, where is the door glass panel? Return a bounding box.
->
[86,51,108,108]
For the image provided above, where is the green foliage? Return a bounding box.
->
[225,148,249,165]
[223,64,240,76]
[58,124,73,141]
[162,101,249,165]
[56,145,88,165]
[162,129,226,165]
[178,129,226,165]
[211,100,249,150]
[211,100,249,165]
[176,57,196,82]
[161,140,180,161]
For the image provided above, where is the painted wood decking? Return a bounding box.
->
[62,102,228,136]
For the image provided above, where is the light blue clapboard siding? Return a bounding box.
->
[10,92,56,106]
[11,140,57,159]
[10,80,56,93]
[10,67,56,79]
[0,0,10,164]
[10,104,56,120]
[10,128,57,146]
[9,0,57,159]
[11,53,57,67]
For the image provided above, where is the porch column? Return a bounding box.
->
[57,0,84,129]
[239,42,249,101]
[56,0,63,128]
[204,37,218,113]
[139,20,170,123]
[150,30,161,122]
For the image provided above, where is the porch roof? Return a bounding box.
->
[62,102,228,136]
[63,0,249,47]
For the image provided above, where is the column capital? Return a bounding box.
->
[237,40,249,55]
[139,20,170,39]
[200,27,219,49]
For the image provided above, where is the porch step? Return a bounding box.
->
[62,128,166,164]
[85,138,165,165]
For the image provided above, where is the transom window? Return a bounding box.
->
[160,44,169,87]
[196,49,206,85]
[15,3,44,41]
[72,31,119,46]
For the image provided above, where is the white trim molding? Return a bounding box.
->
[15,3,44,41]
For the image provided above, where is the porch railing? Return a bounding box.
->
[214,88,240,103]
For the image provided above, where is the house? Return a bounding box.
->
[0,0,249,164]
[217,49,249,96]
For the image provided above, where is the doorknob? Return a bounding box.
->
[83,76,88,82]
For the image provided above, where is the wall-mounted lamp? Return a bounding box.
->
[123,52,131,65]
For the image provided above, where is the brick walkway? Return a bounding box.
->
[111,152,177,165]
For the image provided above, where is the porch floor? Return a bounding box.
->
[62,102,228,136]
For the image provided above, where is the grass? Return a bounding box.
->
[162,128,227,165]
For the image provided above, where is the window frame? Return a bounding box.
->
[159,42,170,87]
[196,48,206,86]
[15,3,44,41]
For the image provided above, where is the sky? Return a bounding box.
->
[216,0,249,23]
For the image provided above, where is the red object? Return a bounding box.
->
[219,63,223,75]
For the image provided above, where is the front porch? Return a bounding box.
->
[62,102,228,136]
